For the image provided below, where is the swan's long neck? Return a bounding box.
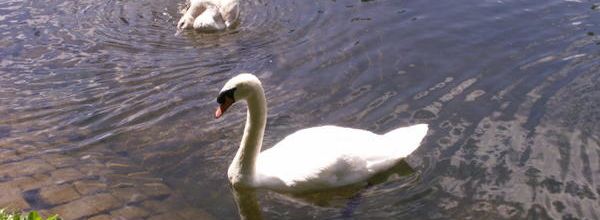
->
[228,85,267,186]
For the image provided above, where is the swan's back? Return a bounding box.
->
[255,124,428,192]
[180,0,240,31]
[213,0,239,25]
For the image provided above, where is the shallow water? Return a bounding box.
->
[1,0,600,219]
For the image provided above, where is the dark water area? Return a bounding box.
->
[1,0,600,219]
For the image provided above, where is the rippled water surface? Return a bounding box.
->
[2,0,600,219]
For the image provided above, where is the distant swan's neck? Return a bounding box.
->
[228,86,267,187]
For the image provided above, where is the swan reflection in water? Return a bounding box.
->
[230,159,417,220]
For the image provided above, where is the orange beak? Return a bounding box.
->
[215,97,234,119]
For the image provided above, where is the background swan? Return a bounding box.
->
[177,0,239,31]
[216,73,428,192]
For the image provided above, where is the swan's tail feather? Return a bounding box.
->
[383,124,428,158]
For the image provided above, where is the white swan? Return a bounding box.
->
[216,73,428,192]
[177,0,239,32]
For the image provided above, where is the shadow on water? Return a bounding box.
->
[232,188,263,220]
[232,160,417,220]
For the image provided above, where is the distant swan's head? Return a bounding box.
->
[177,15,195,30]
[215,73,262,118]
[177,0,194,30]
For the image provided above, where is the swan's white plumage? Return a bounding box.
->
[218,73,428,193]
[254,124,428,192]
[178,0,239,31]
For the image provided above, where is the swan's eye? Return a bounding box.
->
[217,88,236,104]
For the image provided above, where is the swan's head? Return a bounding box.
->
[177,14,195,30]
[215,73,262,118]
[177,0,194,30]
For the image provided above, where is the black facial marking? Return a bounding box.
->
[217,88,236,104]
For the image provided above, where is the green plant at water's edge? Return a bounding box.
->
[0,209,61,220]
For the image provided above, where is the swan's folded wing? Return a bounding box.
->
[254,125,428,192]
[255,126,383,191]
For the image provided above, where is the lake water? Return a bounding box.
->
[1,0,600,219]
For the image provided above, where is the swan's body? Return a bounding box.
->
[255,125,427,192]
[216,74,428,193]
[178,0,239,31]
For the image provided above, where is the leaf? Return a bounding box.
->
[0,210,60,220]
[27,211,40,220]
[46,215,61,220]
[12,212,20,220]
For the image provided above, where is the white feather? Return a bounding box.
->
[255,124,428,192]
[178,0,240,31]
